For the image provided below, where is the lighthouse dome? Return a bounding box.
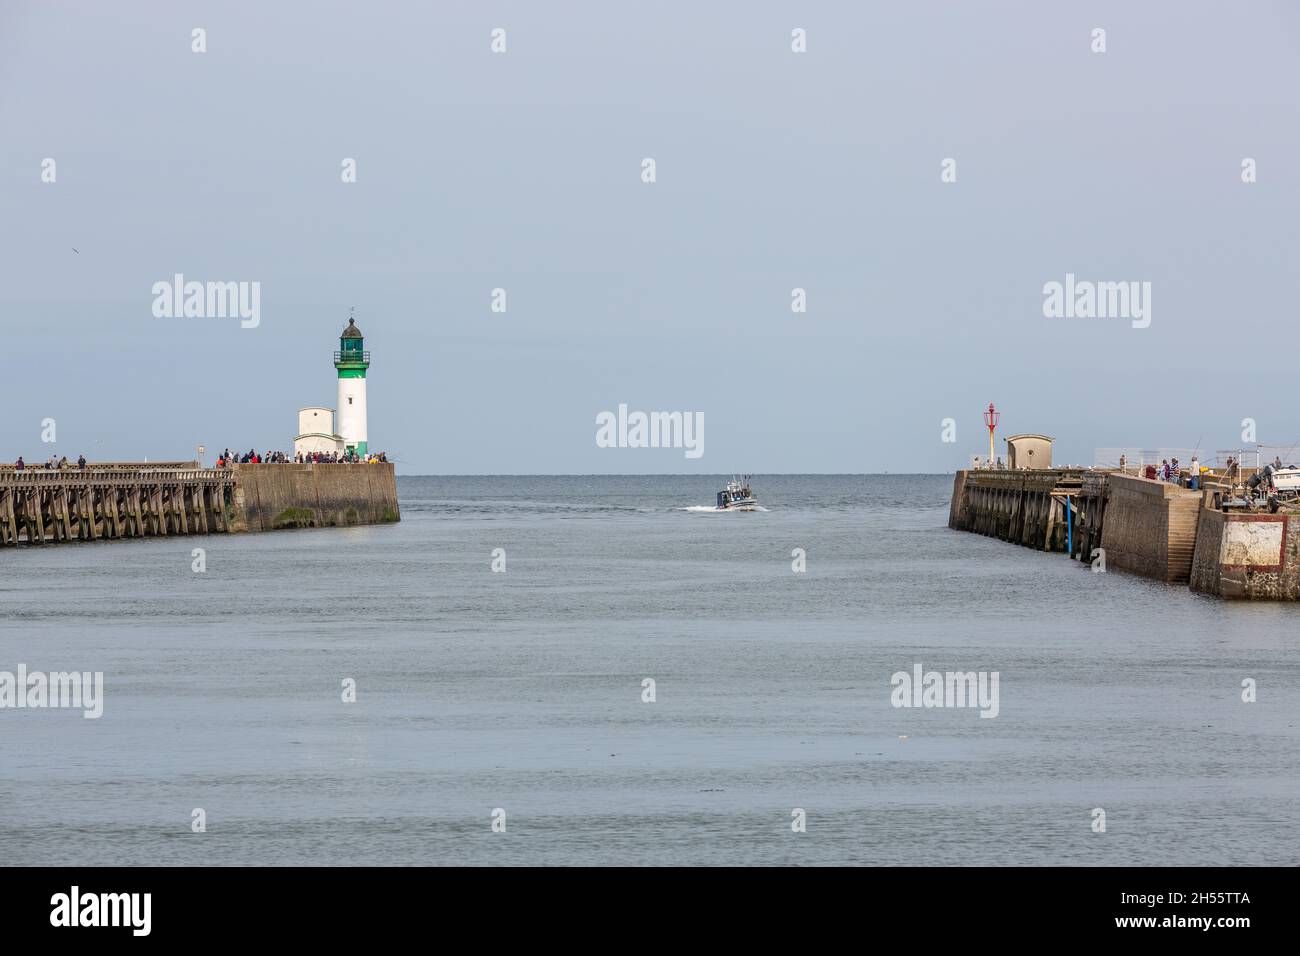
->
[341,318,363,339]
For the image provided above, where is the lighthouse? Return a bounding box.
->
[334,315,370,456]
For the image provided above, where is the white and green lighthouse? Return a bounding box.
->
[334,316,370,456]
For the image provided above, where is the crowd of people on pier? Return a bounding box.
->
[1135,455,1206,489]
[1130,453,1286,490]
[215,448,389,467]
[1143,457,1181,483]
[10,450,390,471]
[11,454,88,471]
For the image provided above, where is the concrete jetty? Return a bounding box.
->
[949,467,1300,600]
[228,462,400,531]
[0,461,398,547]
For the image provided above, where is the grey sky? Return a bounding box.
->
[4,1,1299,473]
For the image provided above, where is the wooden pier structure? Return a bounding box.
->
[948,468,1200,574]
[948,468,1092,556]
[0,466,235,547]
[949,466,1300,598]
[1,461,400,548]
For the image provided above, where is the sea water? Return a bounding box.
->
[2,475,1297,865]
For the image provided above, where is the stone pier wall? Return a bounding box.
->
[229,463,400,532]
[950,467,1300,599]
[1190,507,1300,599]
[1097,474,1201,582]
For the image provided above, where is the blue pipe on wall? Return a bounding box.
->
[1066,496,1072,557]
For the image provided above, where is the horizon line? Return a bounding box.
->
[387,472,953,477]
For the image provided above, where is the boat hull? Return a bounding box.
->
[718,496,759,511]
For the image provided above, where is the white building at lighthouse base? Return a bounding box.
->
[293,407,344,456]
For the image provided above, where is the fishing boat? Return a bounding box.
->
[716,476,758,510]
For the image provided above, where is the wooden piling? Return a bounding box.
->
[0,467,236,548]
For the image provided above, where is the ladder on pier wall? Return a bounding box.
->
[0,468,236,547]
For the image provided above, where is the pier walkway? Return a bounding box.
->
[0,466,234,546]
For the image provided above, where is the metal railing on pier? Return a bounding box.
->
[1097,446,1300,475]
[1,468,234,487]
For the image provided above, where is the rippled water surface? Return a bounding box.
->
[2,475,1298,865]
